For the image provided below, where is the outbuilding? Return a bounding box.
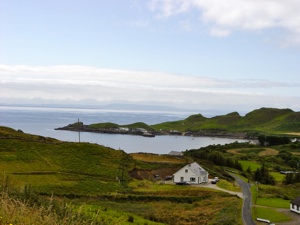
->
[173,162,208,184]
[290,196,300,214]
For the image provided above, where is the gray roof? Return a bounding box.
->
[187,162,207,176]
[291,196,300,205]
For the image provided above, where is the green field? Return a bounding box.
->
[216,179,241,192]
[270,172,286,182]
[256,198,290,208]
[239,160,261,171]
[253,206,290,223]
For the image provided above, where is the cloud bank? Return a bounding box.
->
[1,65,299,113]
[148,0,300,46]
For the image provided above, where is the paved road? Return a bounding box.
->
[230,173,256,225]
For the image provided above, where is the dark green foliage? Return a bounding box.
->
[277,150,300,169]
[253,164,275,185]
[128,215,134,223]
[185,143,244,170]
[258,135,291,146]
[283,172,300,185]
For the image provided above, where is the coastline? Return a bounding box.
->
[55,125,250,140]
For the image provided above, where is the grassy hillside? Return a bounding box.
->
[152,107,300,135]
[0,126,134,195]
[0,126,245,225]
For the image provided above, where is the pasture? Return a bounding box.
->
[239,160,261,171]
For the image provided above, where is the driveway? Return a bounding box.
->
[230,173,256,225]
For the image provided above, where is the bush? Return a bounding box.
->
[128,215,134,223]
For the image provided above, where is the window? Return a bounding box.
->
[185,169,188,173]
[190,177,196,182]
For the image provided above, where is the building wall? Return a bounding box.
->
[290,203,300,214]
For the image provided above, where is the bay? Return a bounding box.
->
[0,105,248,154]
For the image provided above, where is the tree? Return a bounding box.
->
[283,173,294,185]
[253,164,275,185]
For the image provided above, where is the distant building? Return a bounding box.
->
[290,196,300,214]
[248,140,259,145]
[118,127,130,132]
[168,151,183,156]
[173,162,208,184]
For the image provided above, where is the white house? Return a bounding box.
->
[290,196,300,214]
[173,162,208,184]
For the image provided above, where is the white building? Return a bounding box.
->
[173,162,208,184]
[290,196,300,214]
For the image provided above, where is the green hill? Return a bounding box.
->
[151,108,300,135]
[0,126,134,196]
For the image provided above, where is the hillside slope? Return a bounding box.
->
[0,126,134,195]
[152,107,300,135]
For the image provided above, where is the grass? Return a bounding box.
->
[0,128,134,195]
[253,206,290,223]
[270,172,285,182]
[0,126,245,225]
[258,148,279,156]
[256,198,290,208]
[239,160,261,171]
[0,190,164,225]
[89,192,243,225]
[130,153,185,163]
[229,148,278,156]
[285,132,300,136]
[151,108,300,134]
[251,184,288,207]
[216,179,241,192]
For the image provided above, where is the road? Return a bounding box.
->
[230,173,256,225]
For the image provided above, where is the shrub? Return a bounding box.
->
[128,215,134,223]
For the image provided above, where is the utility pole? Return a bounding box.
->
[78,118,81,143]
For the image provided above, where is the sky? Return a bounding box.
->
[0,0,300,116]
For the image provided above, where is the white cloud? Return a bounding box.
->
[0,65,299,111]
[148,0,300,45]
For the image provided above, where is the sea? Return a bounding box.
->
[0,105,248,154]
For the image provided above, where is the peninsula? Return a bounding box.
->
[55,107,300,139]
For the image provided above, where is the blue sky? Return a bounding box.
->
[1,0,300,115]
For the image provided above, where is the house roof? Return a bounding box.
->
[173,162,207,177]
[291,196,300,205]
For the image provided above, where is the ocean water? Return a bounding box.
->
[0,105,248,154]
